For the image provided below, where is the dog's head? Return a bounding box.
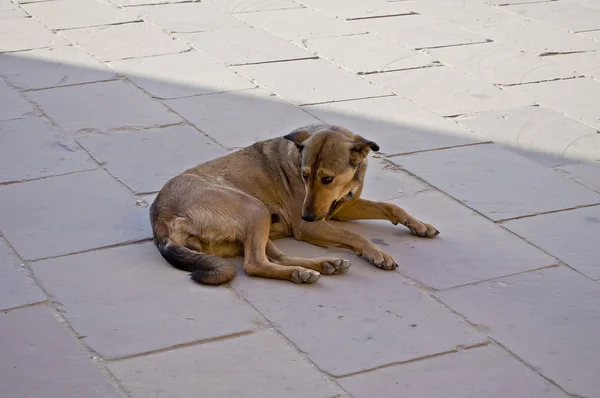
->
[284,125,379,222]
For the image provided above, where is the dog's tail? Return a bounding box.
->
[156,240,236,285]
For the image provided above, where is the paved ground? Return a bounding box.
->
[1,0,600,397]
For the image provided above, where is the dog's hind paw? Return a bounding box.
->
[292,268,321,284]
[323,258,351,275]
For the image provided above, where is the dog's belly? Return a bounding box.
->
[269,213,293,240]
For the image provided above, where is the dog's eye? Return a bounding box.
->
[321,176,334,185]
[302,173,309,182]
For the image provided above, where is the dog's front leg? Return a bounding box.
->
[295,220,398,270]
[332,198,439,238]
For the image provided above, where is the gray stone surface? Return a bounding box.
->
[61,22,190,62]
[0,306,122,398]
[509,77,600,130]
[395,144,600,221]
[436,266,600,397]
[0,79,35,121]
[235,59,390,105]
[134,2,248,33]
[353,14,488,50]
[303,95,485,155]
[233,242,486,376]
[368,66,529,117]
[204,0,302,13]
[337,190,557,289]
[180,28,315,66]
[237,7,365,43]
[339,345,566,398]
[25,80,182,136]
[112,0,189,5]
[555,162,600,192]
[426,42,577,85]
[0,18,69,53]
[110,51,255,99]
[361,157,431,202]
[296,0,414,20]
[409,1,600,54]
[0,46,118,90]
[78,125,226,193]
[456,106,600,163]
[0,237,46,311]
[504,206,600,280]
[165,88,320,148]
[305,33,439,74]
[21,0,139,30]
[0,117,96,183]
[0,3,27,19]
[110,331,340,398]
[506,1,600,32]
[546,50,600,80]
[0,169,150,260]
[32,243,257,358]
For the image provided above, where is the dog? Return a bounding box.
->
[150,124,439,285]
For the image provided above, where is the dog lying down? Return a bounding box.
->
[150,124,439,285]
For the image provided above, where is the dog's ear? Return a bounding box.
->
[284,128,312,150]
[350,135,379,164]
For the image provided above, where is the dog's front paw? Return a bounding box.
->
[291,268,321,284]
[362,246,397,270]
[321,258,351,275]
[406,219,439,238]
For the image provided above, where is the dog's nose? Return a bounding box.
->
[301,212,317,222]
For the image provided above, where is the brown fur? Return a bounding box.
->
[150,124,438,285]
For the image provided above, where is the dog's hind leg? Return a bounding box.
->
[242,209,321,284]
[265,240,351,275]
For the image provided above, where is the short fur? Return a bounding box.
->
[150,124,438,285]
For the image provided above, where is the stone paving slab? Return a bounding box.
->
[456,106,600,164]
[180,28,315,66]
[555,162,600,193]
[305,33,439,74]
[296,0,414,20]
[360,157,431,202]
[134,2,249,33]
[204,0,303,13]
[0,79,35,121]
[0,2,27,19]
[547,50,600,80]
[165,88,319,149]
[505,1,600,32]
[233,240,486,376]
[336,190,557,290]
[353,14,489,50]
[235,59,390,105]
[111,0,188,5]
[109,331,341,398]
[0,169,150,260]
[61,22,190,62]
[395,144,600,221]
[25,80,183,136]
[508,77,600,130]
[303,95,485,156]
[31,243,257,359]
[109,51,256,99]
[408,1,600,55]
[368,66,530,117]
[0,236,46,311]
[236,7,366,43]
[338,345,566,398]
[0,117,97,183]
[0,306,122,398]
[436,266,600,397]
[426,42,578,85]
[0,46,118,90]
[78,125,227,193]
[581,29,600,41]
[21,0,140,30]
[504,205,600,280]
[0,17,69,53]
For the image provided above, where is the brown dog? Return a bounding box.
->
[150,124,439,285]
